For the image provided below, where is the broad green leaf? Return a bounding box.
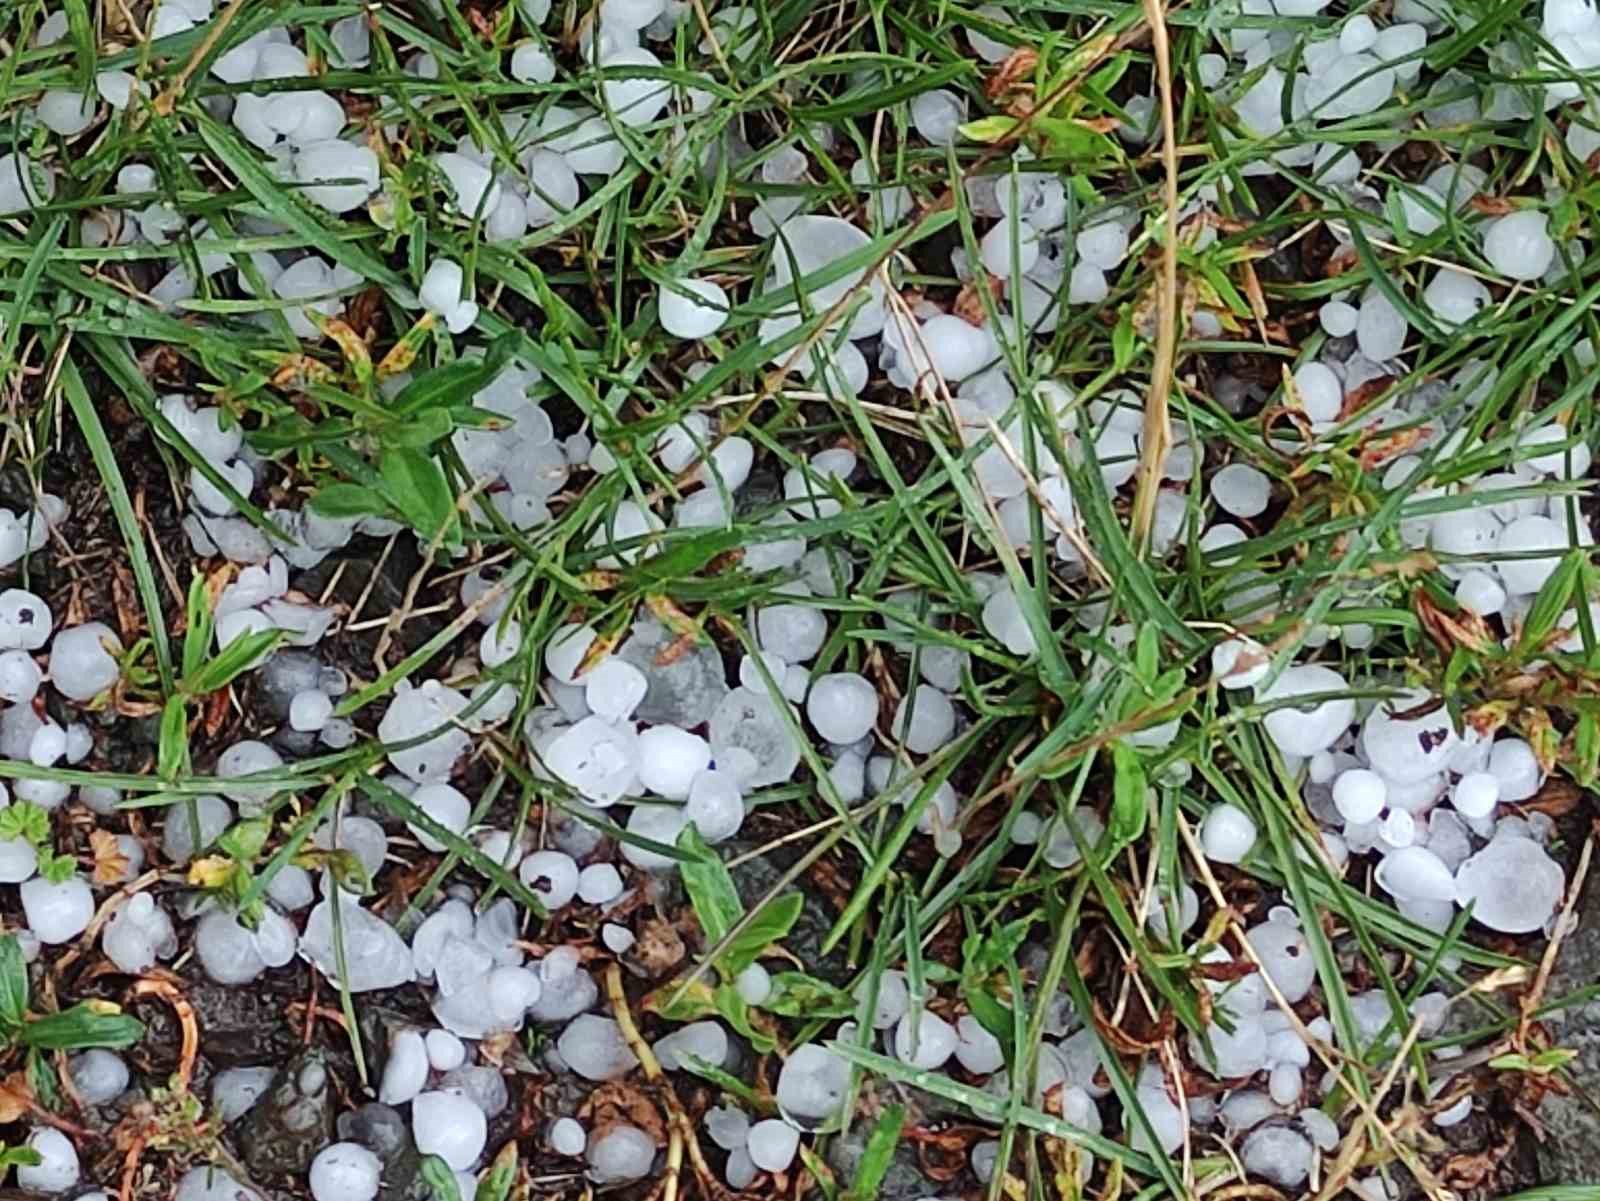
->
[381,408,455,449]
[158,696,190,782]
[22,1005,144,1050]
[183,574,213,681]
[0,935,29,1028]
[310,483,390,520]
[421,1155,463,1201]
[218,817,273,863]
[1108,742,1149,847]
[760,972,855,1018]
[1519,548,1584,653]
[474,1140,518,1201]
[724,892,803,975]
[392,334,519,414]
[380,447,456,541]
[713,983,775,1052]
[677,825,744,948]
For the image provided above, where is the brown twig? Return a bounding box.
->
[1129,0,1180,550]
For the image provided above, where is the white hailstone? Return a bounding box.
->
[1376,844,1457,904]
[309,1143,382,1201]
[1210,463,1271,518]
[289,688,333,732]
[18,1128,79,1193]
[38,90,97,136]
[755,602,827,667]
[423,1030,466,1073]
[21,875,94,945]
[578,862,625,904]
[747,1119,800,1173]
[983,586,1036,657]
[1455,835,1565,932]
[807,673,878,744]
[980,218,1041,278]
[1456,569,1507,617]
[0,589,50,650]
[654,1021,729,1071]
[49,622,122,701]
[659,278,730,338]
[213,1069,279,1124]
[587,1125,655,1182]
[892,684,957,754]
[1212,638,1270,690]
[0,152,54,213]
[419,259,480,334]
[70,1048,130,1105]
[1424,268,1490,326]
[1520,422,1592,478]
[1251,919,1316,1003]
[1332,769,1387,823]
[1355,287,1408,362]
[955,1014,1005,1074]
[601,923,635,953]
[776,1043,852,1129]
[597,46,669,126]
[1341,12,1378,50]
[911,88,965,143]
[1496,515,1567,594]
[1483,211,1555,280]
[559,1015,639,1081]
[686,769,744,843]
[735,962,772,1005]
[478,619,524,670]
[1319,300,1359,337]
[407,783,471,852]
[103,894,176,973]
[546,717,641,806]
[511,42,556,83]
[1361,690,1457,783]
[1242,1124,1314,1188]
[1396,184,1447,237]
[30,722,66,767]
[546,623,599,684]
[1292,362,1342,423]
[1452,771,1500,818]
[293,141,380,212]
[1489,737,1542,801]
[1253,664,1352,757]
[195,910,273,985]
[551,1117,588,1156]
[920,315,998,384]
[894,1010,959,1069]
[1077,220,1129,270]
[520,850,580,909]
[379,680,473,783]
[1199,803,1256,864]
[413,1090,488,1171]
[635,725,711,799]
[0,826,35,884]
[565,118,626,175]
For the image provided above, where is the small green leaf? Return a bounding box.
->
[22,1004,144,1050]
[644,976,718,1023]
[183,629,285,696]
[677,824,744,948]
[310,483,390,520]
[760,972,855,1018]
[1108,742,1148,848]
[1519,548,1584,653]
[713,983,775,1052]
[218,817,273,864]
[0,1144,41,1171]
[183,574,213,680]
[391,334,518,414]
[421,1154,463,1201]
[380,408,455,449]
[0,802,49,848]
[379,447,456,542]
[0,935,30,1028]
[725,893,804,975]
[37,852,75,886]
[958,115,1018,144]
[1112,305,1139,371]
[158,695,190,781]
[842,1104,905,1201]
[474,1139,518,1201]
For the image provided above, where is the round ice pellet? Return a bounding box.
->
[1483,210,1555,281]
[659,278,730,339]
[309,1142,381,1201]
[1332,768,1387,823]
[1452,771,1500,818]
[806,672,877,744]
[1210,463,1271,518]
[1199,803,1256,864]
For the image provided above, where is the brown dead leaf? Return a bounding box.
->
[1092,997,1175,1054]
[986,48,1039,107]
[0,1071,33,1123]
[91,829,131,885]
[579,1081,668,1146]
[1415,586,1495,656]
[953,277,1003,326]
[906,1126,982,1183]
[1519,776,1583,818]
[622,915,685,981]
[1469,195,1514,217]
[1357,425,1428,471]
[1341,373,1399,419]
